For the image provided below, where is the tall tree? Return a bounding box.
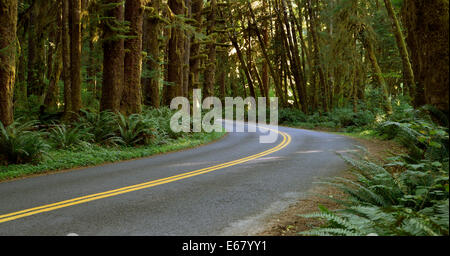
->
[189,0,204,92]
[182,0,192,97]
[62,0,72,115]
[69,0,82,114]
[203,0,217,99]
[142,0,161,108]
[383,0,415,100]
[402,0,449,113]
[0,0,18,126]
[121,0,144,114]
[163,0,185,105]
[100,0,125,112]
[44,10,63,112]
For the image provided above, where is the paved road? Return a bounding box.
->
[0,121,357,235]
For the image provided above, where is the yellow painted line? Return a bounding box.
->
[0,127,291,224]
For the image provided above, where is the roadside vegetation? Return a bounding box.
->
[0,107,224,181]
[276,101,449,236]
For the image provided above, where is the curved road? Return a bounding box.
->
[0,121,357,235]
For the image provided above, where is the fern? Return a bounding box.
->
[0,120,50,164]
[48,124,93,150]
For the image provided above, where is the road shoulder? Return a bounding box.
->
[256,133,406,236]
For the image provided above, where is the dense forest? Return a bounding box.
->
[0,0,449,236]
[0,0,448,124]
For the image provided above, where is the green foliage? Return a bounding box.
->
[300,117,449,236]
[48,124,93,150]
[376,118,449,160]
[278,106,375,131]
[0,120,50,164]
[142,106,186,141]
[78,110,123,146]
[116,112,158,146]
[0,131,225,180]
[279,108,307,124]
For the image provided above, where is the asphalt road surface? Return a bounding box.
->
[0,121,357,235]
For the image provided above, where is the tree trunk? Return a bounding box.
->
[306,0,328,112]
[402,0,449,113]
[44,21,63,112]
[142,0,161,108]
[261,0,269,100]
[163,0,184,106]
[69,0,82,114]
[0,0,17,126]
[361,31,393,114]
[26,3,45,98]
[121,0,144,115]
[62,0,72,115]
[189,0,204,91]
[182,0,192,98]
[383,0,415,100]
[87,12,98,96]
[203,0,217,99]
[100,0,124,112]
[245,26,257,98]
[229,35,255,99]
[247,1,285,105]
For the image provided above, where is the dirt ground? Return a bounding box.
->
[256,135,406,236]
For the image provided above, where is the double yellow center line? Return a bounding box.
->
[0,128,291,224]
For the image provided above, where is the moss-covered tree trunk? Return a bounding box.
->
[261,0,269,100]
[361,31,393,114]
[189,0,204,91]
[402,0,449,113]
[100,0,124,112]
[229,34,255,99]
[62,0,72,115]
[163,0,184,105]
[63,2,71,113]
[0,0,17,126]
[306,0,328,113]
[26,2,46,98]
[383,0,415,99]
[69,0,82,114]
[245,19,256,98]
[247,1,285,106]
[182,0,192,98]
[204,0,218,99]
[121,0,144,115]
[142,0,161,108]
[44,17,63,112]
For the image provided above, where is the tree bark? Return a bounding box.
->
[44,18,63,112]
[0,0,18,126]
[261,0,269,99]
[247,1,285,105]
[360,30,393,114]
[383,0,415,100]
[182,0,192,98]
[306,0,328,112]
[121,0,144,115]
[100,0,124,112]
[163,0,184,105]
[402,0,449,113]
[203,0,217,99]
[69,0,82,114]
[62,0,72,115]
[189,0,204,91]
[142,0,161,108]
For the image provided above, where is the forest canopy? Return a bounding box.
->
[0,0,448,125]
